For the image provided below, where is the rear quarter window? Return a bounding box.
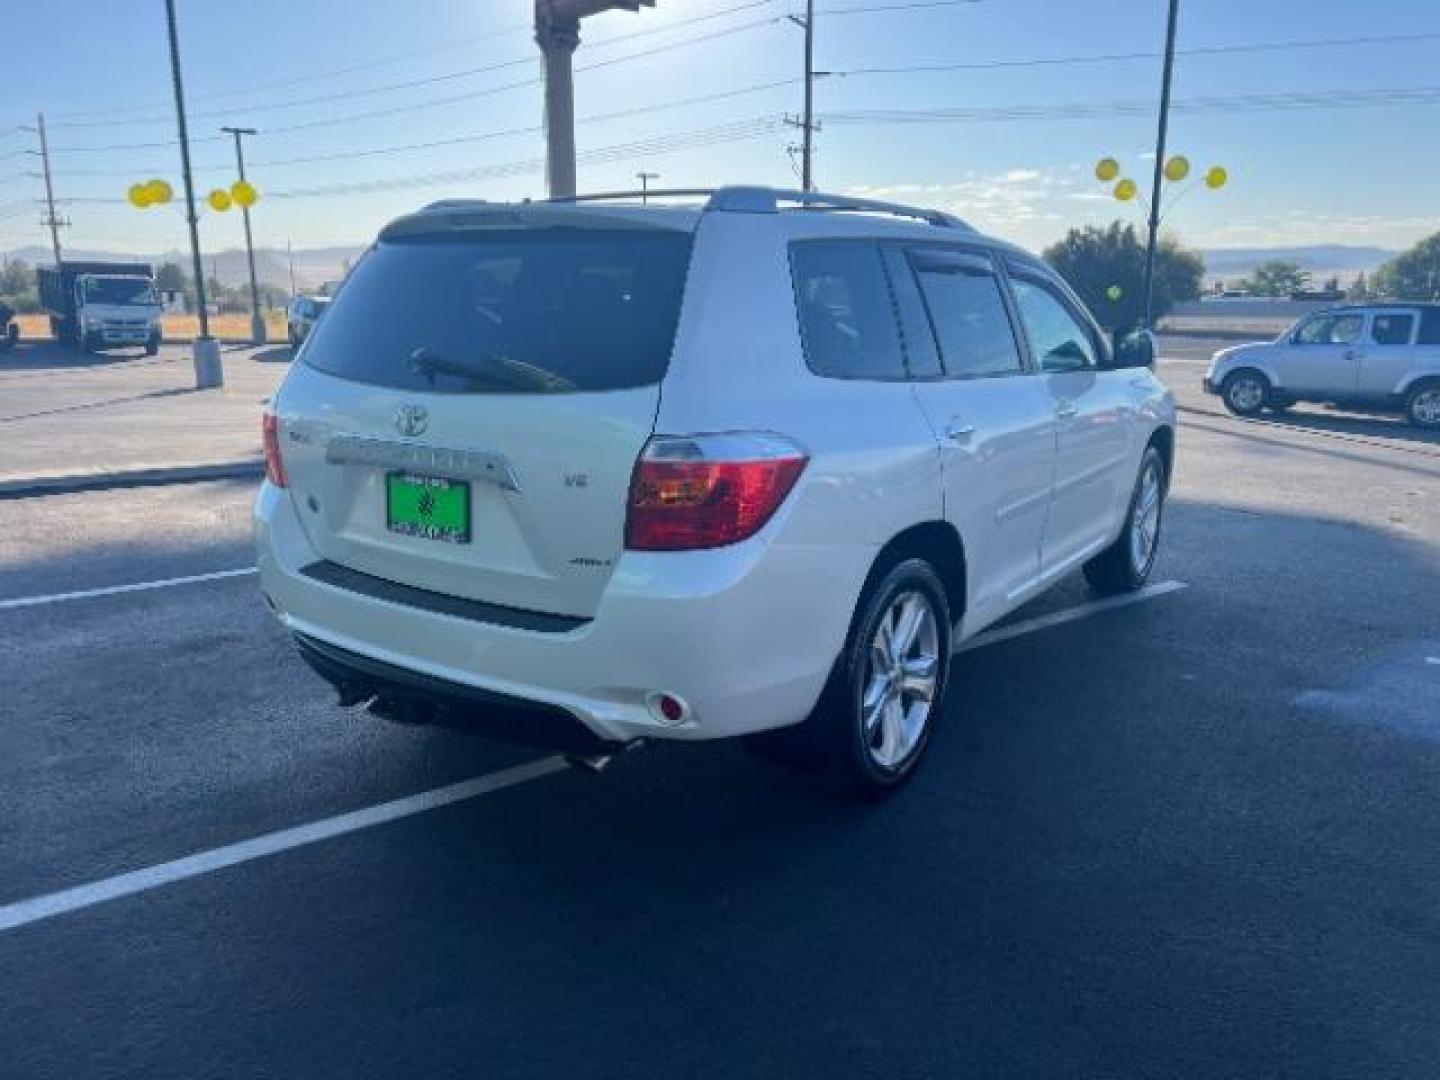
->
[790,241,907,380]
[301,229,694,393]
[1419,308,1440,346]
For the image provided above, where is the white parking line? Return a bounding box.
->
[0,756,569,935]
[0,567,258,611]
[957,580,1188,653]
[0,575,1188,934]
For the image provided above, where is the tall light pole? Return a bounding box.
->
[1141,0,1181,329]
[221,126,265,344]
[535,1,655,198]
[163,0,222,388]
[635,171,658,203]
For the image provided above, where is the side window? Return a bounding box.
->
[1420,308,1440,346]
[1007,273,1100,372]
[881,247,942,378]
[1294,312,1362,345]
[791,242,907,380]
[908,250,1024,378]
[1372,312,1415,346]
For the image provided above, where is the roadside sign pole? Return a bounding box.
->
[163,0,222,388]
[1141,0,1180,329]
[222,126,265,345]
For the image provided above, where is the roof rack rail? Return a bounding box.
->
[708,186,970,229]
[544,188,716,204]
[535,186,968,229]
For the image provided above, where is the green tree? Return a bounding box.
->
[0,258,39,313]
[1042,221,1204,332]
[1240,260,1311,297]
[155,261,186,293]
[1372,232,1440,300]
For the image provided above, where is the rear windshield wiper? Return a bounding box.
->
[406,347,575,393]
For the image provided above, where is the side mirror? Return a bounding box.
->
[1112,328,1157,369]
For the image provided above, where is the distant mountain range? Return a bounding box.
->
[1200,245,1397,284]
[1,241,1400,292]
[0,244,366,292]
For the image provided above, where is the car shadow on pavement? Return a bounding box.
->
[251,346,295,364]
[1186,401,1440,449]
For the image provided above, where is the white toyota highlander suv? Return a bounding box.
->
[254,186,1176,795]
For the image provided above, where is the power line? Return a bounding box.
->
[43,16,780,150]
[817,0,984,13]
[821,85,1440,125]
[829,29,1440,77]
[48,1,781,130]
[45,20,537,122]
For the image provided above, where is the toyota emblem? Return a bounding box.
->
[394,404,428,437]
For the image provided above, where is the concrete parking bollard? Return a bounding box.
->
[193,336,223,389]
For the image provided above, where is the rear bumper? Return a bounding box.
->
[1201,375,1217,395]
[254,483,869,745]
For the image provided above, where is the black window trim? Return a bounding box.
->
[891,241,1035,382]
[1001,255,1111,372]
[787,238,913,383]
[1368,308,1419,347]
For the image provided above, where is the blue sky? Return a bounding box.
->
[2,0,1438,257]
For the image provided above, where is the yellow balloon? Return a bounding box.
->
[1114,178,1138,202]
[1205,165,1229,190]
[207,188,233,212]
[1095,157,1120,183]
[146,179,173,205]
[230,179,258,208]
[1164,155,1190,183]
[127,183,152,209]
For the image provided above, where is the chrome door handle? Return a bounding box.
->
[943,418,975,442]
[1055,400,1079,419]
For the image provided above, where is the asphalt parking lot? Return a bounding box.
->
[2,340,1438,1078]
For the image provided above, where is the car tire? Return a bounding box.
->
[1083,445,1166,596]
[81,331,98,354]
[1404,380,1440,430]
[749,557,952,798]
[1221,369,1270,417]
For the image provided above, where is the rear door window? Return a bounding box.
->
[1420,308,1440,345]
[301,229,694,393]
[907,249,1024,378]
[790,242,907,380]
[1371,312,1416,345]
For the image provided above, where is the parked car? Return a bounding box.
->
[1204,303,1440,429]
[286,295,331,347]
[0,301,17,351]
[254,186,1176,796]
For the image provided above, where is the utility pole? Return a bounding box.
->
[35,113,64,266]
[635,171,658,203]
[287,239,296,300]
[1141,0,1180,329]
[221,125,265,344]
[164,0,222,388]
[535,1,655,198]
[784,0,818,191]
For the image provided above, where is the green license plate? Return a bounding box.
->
[386,472,471,544]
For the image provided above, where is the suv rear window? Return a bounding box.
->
[1420,308,1440,346]
[301,229,693,393]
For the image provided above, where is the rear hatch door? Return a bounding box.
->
[276,211,695,619]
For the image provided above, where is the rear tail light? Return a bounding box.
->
[625,433,807,551]
[262,411,288,488]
